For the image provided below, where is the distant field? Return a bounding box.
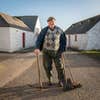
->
[80,50,100,61]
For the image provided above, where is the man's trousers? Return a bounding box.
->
[42,49,66,82]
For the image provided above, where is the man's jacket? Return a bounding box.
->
[35,26,67,53]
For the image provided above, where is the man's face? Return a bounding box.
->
[47,19,56,29]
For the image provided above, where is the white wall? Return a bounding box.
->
[67,34,88,50]
[86,21,100,50]
[0,18,41,52]
[10,27,35,52]
[0,27,11,52]
[33,17,41,46]
[34,17,41,34]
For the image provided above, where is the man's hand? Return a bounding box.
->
[34,49,40,56]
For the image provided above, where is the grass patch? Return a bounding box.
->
[80,50,100,61]
[81,50,100,53]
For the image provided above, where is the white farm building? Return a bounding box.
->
[0,13,41,52]
[65,15,100,50]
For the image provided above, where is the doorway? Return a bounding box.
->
[22,32,25,48]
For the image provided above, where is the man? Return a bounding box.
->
[34,17,68,91]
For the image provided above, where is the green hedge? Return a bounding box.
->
[80,50,100,61]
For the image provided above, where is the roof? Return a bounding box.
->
[0,13,32,32]
[65,15,100,34]
[16,16,38,32]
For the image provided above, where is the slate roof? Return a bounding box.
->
[16,16,38,32]
[65,15,100,34]
[0,13,32,31]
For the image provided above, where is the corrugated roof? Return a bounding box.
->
[0,13,32,31]
[16,16,38,32]
[65,15,100,34]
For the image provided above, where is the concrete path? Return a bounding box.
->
[0,51,100,100]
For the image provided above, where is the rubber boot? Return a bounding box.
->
[48,76,53,86]
[59,79,67,91]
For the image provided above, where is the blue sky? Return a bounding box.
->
[0,0,100,30]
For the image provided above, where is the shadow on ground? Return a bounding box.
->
[0,83,63,100]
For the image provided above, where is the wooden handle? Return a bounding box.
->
[62,53,75,83]
[36,55,42,88]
